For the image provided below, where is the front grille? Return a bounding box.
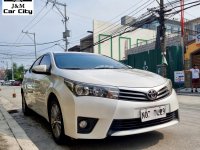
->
[118,86,170,102]
[156,86,170,100]
[119,90,148,101]
[108,110,178,135]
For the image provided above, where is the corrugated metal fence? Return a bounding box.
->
[122,46,184,88]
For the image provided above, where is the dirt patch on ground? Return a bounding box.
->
[0,135,8,150]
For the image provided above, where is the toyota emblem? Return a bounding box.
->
[147,89,158,100]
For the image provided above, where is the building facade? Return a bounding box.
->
[79,17,180,61]
[185,17,200,41]
[80,20,157,61]
[184,40,200,87]
[142,19,181,34]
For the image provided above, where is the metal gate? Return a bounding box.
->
[125,46,184,87]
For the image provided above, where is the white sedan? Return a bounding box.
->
[21,52,179,144]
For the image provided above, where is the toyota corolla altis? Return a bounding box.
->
[21,52,179,144]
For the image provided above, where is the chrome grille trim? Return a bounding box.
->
[118,86,170,102]
[158,86,168,94]
[119,96,147,100]
[156,86,170,100]
[118,89,148,101]
[119,91,145,96]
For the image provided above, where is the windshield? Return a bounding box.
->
[54,53,128,70]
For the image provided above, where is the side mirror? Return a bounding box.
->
[32,65,50,75]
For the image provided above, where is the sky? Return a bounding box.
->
[0,0,200,69]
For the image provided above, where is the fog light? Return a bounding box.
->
[79,120,87,128]
[77,117,98,133]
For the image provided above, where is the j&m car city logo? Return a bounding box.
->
[2,0,34,16]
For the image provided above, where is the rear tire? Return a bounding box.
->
[49,98,66,144]
[22,93,31,116]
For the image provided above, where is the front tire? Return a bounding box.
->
[49,99,66,144]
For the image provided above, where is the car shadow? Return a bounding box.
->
[10,109,164,150]
[69,131,164,150]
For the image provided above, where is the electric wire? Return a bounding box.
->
[22,5,47,31]
[0,39,63,47]
[70,0,154,43]
[27,7,52,31]
[69,0,148,41]
[0,44,57,57]
[81,0,200,51]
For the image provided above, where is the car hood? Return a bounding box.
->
[58,69,167,88]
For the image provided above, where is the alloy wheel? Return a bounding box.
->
[50,103,62,138]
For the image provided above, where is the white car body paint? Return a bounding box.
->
[22,52,179,139]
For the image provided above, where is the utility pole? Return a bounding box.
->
[22,31,37,59]
[180,0,185,67]
[159,0,167,77]
[47,0,70,52]
[11,55,14,80]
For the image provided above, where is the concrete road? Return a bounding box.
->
[0,86,200,150]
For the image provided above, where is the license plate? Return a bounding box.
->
[141,106,166,122]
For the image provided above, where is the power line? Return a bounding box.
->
[81,0,155,48]
[0,44,57,57]
[26,44,57,55]
[0,3,50,61]
[70,0,154,43]
[10,5,48,47]
[166,0,200,11]
[47,0,69,52]
[0,39,63,47]
[166,1,200,15]
[82,14,157,51]
[166,0,181,16]
[92,0,155,39]
[81,0,200,52]
[22,5,47,31]
[27,7,52,30]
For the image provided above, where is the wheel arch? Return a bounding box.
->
[47,91,64,120]
[21,88,24,95]
[47,92,58,118]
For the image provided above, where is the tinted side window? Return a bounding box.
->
[30,57,42,72]
[39,55,51,70]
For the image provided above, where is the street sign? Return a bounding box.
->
[174,71,185,83]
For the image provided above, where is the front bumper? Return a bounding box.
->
[108,110,179,136]
[61,89,179,139]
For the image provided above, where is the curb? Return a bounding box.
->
[177,92,200,96]
[0,105,38,150]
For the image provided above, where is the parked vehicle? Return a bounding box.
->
[9,80,15,85]
[4,81,12,86]
[0,80,5,85]
[12,81,21,86]
[21,52,179,144]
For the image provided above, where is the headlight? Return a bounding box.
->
[166,79,173,94]
[64,79,119,99]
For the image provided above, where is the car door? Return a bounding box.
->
[24,57,42,109]
[32,54,52,116]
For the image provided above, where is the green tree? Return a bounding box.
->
[15,64,25,81]
[5,63,25,81]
